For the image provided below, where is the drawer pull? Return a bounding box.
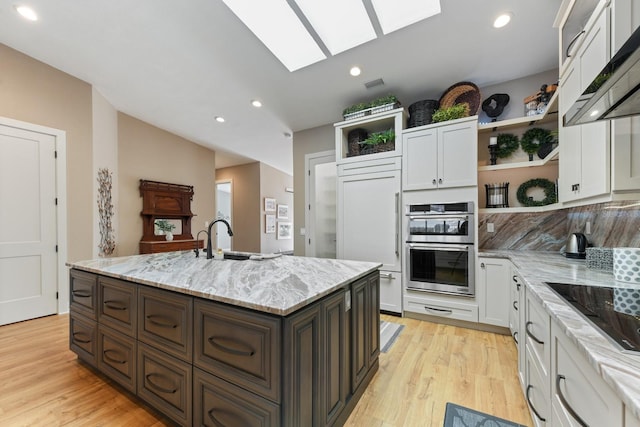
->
[145,373,177,394]
[72,332,91,344]
[513,301,518,311]
[146,315,178,329]
[103,349,126,365]
[379,273,394,280]
[207,408,238,427]
[513,331,518,345]
[566,30,586,58]
[72,290,91,298]
[525,321,544,345]
[556,374,589,427]
[104,300,127,311]
[424,306,452,315]
[526,385,547,422]
[208,336,256,357]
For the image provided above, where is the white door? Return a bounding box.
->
[215,181,232,251]
[0,124,58,325]
[306,151,336,258]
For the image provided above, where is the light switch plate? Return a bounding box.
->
[487,223,495,233]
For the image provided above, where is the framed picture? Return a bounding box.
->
[277,204,289,219]
[265,214,276,234]
[264,197,276,212]
[277,222,292,240]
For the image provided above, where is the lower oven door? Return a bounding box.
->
[406,243,475,296]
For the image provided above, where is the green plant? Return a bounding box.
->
[343,102,369,116]
[496,133,519,158]
[520,128,552,155]
[362,129,395,145]
[516,178,557,207]
[370,94,398,107]
[431,103,470,123]
[154,219,175,233]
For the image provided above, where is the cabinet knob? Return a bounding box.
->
[480,262,485,268]
[432,179,437,185]
[438,178,443,184]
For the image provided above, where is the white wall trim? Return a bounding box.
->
[0,116,69,314]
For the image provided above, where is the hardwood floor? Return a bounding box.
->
[0,313,532,426]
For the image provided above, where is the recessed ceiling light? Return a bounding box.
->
[251,99,263,108]
[215,116,225,123]
[590,110,600,117]
[15,5,38,21]
[350,66,362,77]
[493,13,512,28]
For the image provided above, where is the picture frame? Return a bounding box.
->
[277,204,289,219]
[265,214,276,234]
[277,222,292,240]
[264,197,276,212]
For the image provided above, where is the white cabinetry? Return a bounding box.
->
[510,267,525,387]
[559,3,611,203]
[551,321,623,426]
[477,257,511,328]
[403,116,478,191]
[335,108,404,315]
[524,288,551,426]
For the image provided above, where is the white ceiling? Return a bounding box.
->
[0,0,560,175]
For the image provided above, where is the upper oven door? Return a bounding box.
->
[407,214,474,243]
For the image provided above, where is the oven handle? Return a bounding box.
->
[395,192,400,257]
[407,243,471,252]
[406,214,470,221]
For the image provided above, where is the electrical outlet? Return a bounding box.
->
[205,221,209,228]
[487,223,495,233]
[300,227,306,236]
[585,221,591,234]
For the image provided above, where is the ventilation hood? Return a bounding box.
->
[564,24,640,126]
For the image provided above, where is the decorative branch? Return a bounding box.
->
[97,168,115,256]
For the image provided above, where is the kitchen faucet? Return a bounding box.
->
[206,219,233,259]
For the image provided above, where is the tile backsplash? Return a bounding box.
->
[478,201,640,251]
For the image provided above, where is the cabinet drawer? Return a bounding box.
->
[337,156,401,176]
[69,312,97,367]
[137,342,192,427]
[194,367,280,427]
[138,286,193,362]
[98,277,137,337]
[404,293,479,323]
[194,300,281,403]
[70,269,98,320]
[379,270,402,314]
[98,325,136,394]
[525,292,550,380]
[525,347,549,427]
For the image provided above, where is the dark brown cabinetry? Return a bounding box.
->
[69,269,380,427]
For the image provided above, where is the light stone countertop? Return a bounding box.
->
[479,250,640,419]
[67,251,381,316]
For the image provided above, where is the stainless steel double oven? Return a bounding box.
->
[405,202,475,296]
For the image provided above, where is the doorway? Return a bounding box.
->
[215,180,232,251]
[0,117,67,325]
[305,150,337,258]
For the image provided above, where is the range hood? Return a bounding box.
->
[564,24,640,126]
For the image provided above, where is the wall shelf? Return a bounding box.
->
[477,91,558,133]
[479,203,561,214]
[478,146,559,171]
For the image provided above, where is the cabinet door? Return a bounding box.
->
[478,257,511,328]
[69,312,97,367]
[379,270,401,314]
[525,291,551,382]
[612,117,640,191]
[337,169,401,271]
[559,62,583,202]
[437,119,477,189]
[351,273,380,392]
[525,347,550,427]
[98,277,136,337]
[322,290,348,427]
[98,324,136,394]
[70,269,98,320]
[402,127,438,191]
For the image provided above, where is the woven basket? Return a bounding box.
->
[408,100,439,128]
[359,141,395,155]
[439,82,481,115]
[347,128,368,157]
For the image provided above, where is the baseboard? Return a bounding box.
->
[403,311,511,335]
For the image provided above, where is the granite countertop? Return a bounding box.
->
[479,250,640,419]
[67,251,381,316]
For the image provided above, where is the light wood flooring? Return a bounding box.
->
[0,313,532,427]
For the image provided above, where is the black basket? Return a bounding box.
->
[408,100,439,128]
[347,128,368,157]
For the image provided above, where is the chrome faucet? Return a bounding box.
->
[206,219,233,259]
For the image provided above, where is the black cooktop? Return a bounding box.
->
[546,282,640,353]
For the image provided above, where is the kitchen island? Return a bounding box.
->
[67,251,382,426]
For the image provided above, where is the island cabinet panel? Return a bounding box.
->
[98,277,137,337]
[137,342,192,427]
[69,312,97,367]
[352,273,380,392]
[98,324,136,394]
[194,299,281,403]
[322,289,348,427]
[138,286,193,362]
[70,269,98,320]
[193,367,280,427]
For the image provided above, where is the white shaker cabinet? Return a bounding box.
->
[477,257,511,328]
[402,116,477,191]
[559,4,611,203]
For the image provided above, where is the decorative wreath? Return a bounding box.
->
[520,128,552,155]
[496,133,519,158]
[517,178,557,207]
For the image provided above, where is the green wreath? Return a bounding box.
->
[517,178,557,206]
[496,133,519,158]
[520,128,552,155]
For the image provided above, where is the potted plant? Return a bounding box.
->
[342,95,400,120]
[432,103,470,123]
[360,129,395,154]
[154,219,176,241]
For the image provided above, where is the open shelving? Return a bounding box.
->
[477,90,558,133]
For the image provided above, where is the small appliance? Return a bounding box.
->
[564,232,588,259]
